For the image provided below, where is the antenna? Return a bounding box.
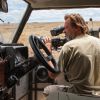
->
[89,18,93,30]
[0,18,4,23]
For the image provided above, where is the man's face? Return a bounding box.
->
[63,18,77,39]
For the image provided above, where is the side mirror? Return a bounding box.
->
[0,0,8,13]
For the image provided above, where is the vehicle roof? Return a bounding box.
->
[25,0,100,9]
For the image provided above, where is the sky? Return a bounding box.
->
[0,0,100,23]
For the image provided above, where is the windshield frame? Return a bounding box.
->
[12,4,33,43]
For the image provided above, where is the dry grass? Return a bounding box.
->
[0,21,100,58]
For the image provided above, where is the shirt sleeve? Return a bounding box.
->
[58,45,71,72]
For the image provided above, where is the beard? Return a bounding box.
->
[65,33,75,41]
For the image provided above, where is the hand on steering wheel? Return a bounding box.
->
[29,35,60,73]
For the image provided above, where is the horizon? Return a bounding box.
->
[0,0,100,24]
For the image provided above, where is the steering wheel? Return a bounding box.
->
[29,35,60,73]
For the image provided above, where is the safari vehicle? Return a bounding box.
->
[0,0,100,100]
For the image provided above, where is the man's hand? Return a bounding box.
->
[43,36,52,53]
[43,37,58,79]
[48,71,58,79]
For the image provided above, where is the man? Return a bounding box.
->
[43,13,100,96]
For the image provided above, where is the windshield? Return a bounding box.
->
[18,8,100,44]
[0,0,27,43]
[0,0,100,46]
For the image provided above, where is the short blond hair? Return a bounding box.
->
[64,13,89,34]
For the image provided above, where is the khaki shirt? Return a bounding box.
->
[58,34,100,95]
